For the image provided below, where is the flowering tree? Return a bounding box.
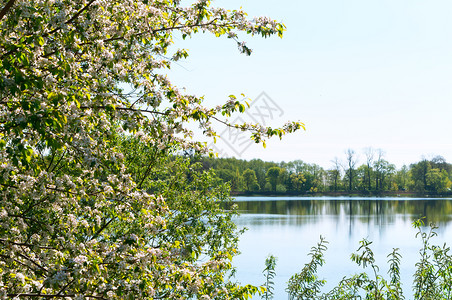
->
[0,0,303,298]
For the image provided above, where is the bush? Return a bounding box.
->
[265,219,452,299]
[276,184,287,193]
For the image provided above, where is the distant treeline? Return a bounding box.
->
[195,150,452,196]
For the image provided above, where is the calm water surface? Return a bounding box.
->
[232,196,452,299]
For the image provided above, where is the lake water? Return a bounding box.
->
[232,196,452,299]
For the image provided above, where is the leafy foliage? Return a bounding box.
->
[283,220,452,299]
[286,236,328,300]
[413,219,452,300]
[262,255,277,300]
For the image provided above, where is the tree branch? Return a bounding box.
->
[0,0,16,21]
[49,149,67,173]
[89,218,115,241]
[7,293,107,299]
[66,0,97,25]
[55,278,76,297]
[0,254,42,274]
[79,105,167,116]
[47,0,97,35]
[16,251,49,273]
[0,238,56,250]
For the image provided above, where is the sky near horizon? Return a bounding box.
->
[169,0,452,169]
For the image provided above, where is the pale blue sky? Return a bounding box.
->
[169,0,452,168]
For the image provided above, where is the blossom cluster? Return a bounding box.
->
[0,0,303,298]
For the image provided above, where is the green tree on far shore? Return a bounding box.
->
[243,169,260,192]
[266,167,281,193]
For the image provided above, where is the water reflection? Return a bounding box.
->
[235,197,452,231]
[232,197,452,299]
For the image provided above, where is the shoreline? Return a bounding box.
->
[230,190,452,198]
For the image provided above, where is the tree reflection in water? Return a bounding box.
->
[234,197,452,234]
